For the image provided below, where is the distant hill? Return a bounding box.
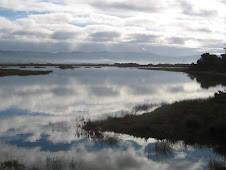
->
[0,51,200,64]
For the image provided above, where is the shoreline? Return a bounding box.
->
[1,64,226,79]
[138,67,188,72]
[0,63,190,68]
[139,67,226,77]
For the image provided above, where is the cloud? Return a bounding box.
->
[0,39,72,52]
[11,30,50,39]
[168,37,187,45]
[51,30,78,40]
[126,33,158,43]
[89,86,119,96]
[185,26,212,33]
[180,1,218,17]
[90,0,163,13]
[90,31,121,42]
[0,0,225,55]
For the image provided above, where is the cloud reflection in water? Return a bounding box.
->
[0,67,224,169]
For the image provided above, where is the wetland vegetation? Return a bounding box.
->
[83,91,226,157]
[0,69,52,77]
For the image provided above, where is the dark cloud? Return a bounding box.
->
[199,40,225,52]
[139,45,200,57]
[186,9,218,17]
[0,38,201,57]
[51,31,78,40]
[13,30,48,38]
[184,26,212,33]
[0,29,49,40]
[195,28,212,33]
[197,28,212,33]
[128,85,157,95]
[0,39,71,52]
[0,28,12,33]
[51,87,77,96]
[127,33,157,43]
[91,1,161,13]
[89,86,119,97]
[75,42,200,57]
[74,42,108,52]
[90,31,120,42]
[180,1,218,17]
[168,37,187,45]
[168,86,184,93]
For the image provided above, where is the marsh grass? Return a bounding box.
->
[0,156,85,170]
[152,141,173,157]
[48,116,121,146]
[147,140,173,159]
[46,157,64,170]
[132,103,163,115]
[139,67,188,72]
[83,92,226,156]
[132,103,159,113]
[0,160,26,170]
[0,69,52,77]
[49,121,70,133]
[101,133,120,145]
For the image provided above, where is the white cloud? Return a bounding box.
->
[0,0,225,55]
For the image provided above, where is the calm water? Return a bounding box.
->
[0,67,225,169]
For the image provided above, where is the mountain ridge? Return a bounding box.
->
[0,50,200,64]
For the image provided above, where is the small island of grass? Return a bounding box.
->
[83,91,226,155]
[0,69,52,77]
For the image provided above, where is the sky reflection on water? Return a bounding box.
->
[0,67,224,118]
[0,67,225,169]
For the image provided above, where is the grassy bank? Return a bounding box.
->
[84,92,226,154]
[0,69,52,77]
[139,67,189,72]
[139,67,226,77]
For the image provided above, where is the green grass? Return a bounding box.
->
[83,92,226,155]
[0,69,52,77]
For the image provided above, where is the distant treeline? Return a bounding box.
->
[189,53,226,73]
[114,63,190,67]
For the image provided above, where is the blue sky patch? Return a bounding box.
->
[70,22,113,28]
[71,23,89,27]
[0,107,51,117]
[0,9,51,20]
[41,0,66,5]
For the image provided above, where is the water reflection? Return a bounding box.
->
[188,72,226,89]
[0,67,225,169]
[146,140,174,160]
[0,68,223,118]
[0,129,221,170]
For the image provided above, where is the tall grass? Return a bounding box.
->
[0,156,85,170]
[132,103,159,113]
[48,116,121,146]
[49,121,70,133]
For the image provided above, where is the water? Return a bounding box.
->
[0,67,225,169]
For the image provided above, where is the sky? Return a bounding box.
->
[0,0,226,56]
